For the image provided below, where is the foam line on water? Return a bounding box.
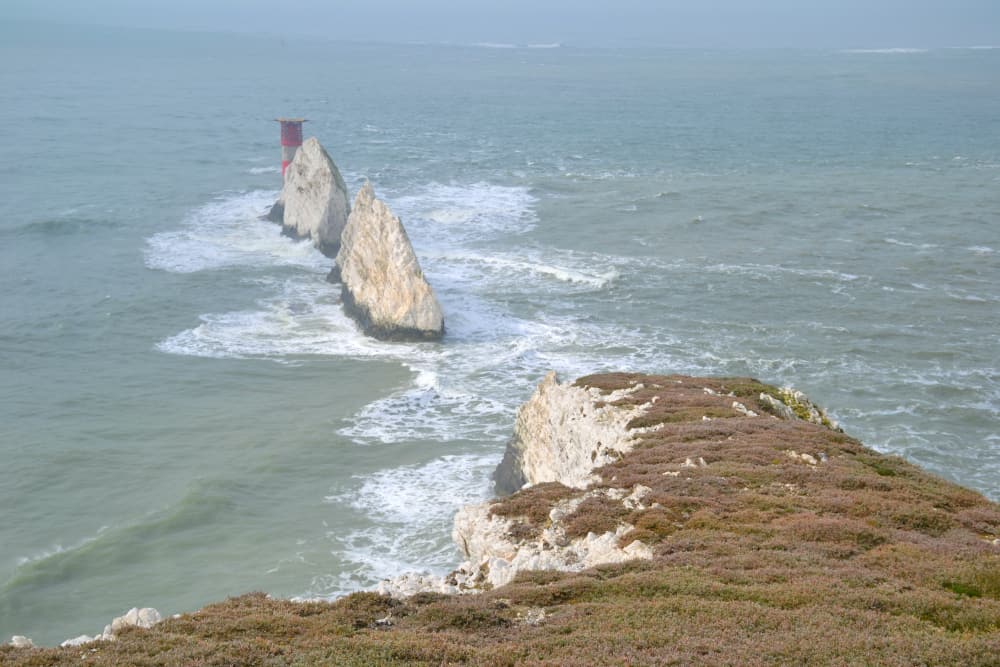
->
[842,48,929,54]
[386,182,538,242]
[13,527,109,569]
[157,278,420,361]
[425,249,618,288]
[144,190,325,274]
[314,453,496,595]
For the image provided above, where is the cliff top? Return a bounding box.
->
[5,374,999,665]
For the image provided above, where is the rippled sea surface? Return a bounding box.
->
[1,23,998,644]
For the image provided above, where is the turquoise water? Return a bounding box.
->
[1,22,998,645]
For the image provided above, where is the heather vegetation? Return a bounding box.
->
[4,374,999,666]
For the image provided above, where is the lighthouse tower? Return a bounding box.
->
[275,118,307,179]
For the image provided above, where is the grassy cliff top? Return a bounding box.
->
[4,374,1000,666]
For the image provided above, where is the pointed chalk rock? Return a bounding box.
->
[273,137,351,258]
[493,372,651,494]
[332,182,444,341]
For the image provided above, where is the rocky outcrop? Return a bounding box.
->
[378,484,655,597]
[7,606,162,651]
[56,607,162,648]
[331,182,444,341]
[493,371,652,495]
[451,488,654,590]
[269,137,350,258]
[759,387,839,430]
[98,607,162,641]
[378,372,852,599]
[378,372,661,597]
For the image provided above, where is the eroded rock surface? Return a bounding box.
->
[493,371,652,495]
[378,372,849,599]
[52,607,162,649]
[331,182,444,341]
[271,137,350,258]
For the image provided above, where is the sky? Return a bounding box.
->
[3,0,998,48]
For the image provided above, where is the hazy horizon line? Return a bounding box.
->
[2,17,997,53]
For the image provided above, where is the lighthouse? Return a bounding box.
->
[275,118,307,179]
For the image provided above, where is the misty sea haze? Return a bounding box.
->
[1,22,998,645]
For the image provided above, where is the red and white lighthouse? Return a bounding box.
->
[275,118,307,179]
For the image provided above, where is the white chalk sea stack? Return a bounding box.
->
[269,137,351,258]
[331,182,444,341]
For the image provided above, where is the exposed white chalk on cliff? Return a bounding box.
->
[98,607,162,641]
[377,483,655,598]
[49,606,163,648]
[451,490,654,590]
[331,182,444,341]
[493,371,652,494]
[378,372,657,598]
[760,387,839,430]
[270,137,351,258]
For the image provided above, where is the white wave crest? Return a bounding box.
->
[427,249,618,289]
[144,190,324,274]
[156,279,408,360]
[842,48,929,54]
[387,182,537,242]
[15,526,109,568]
[314,453,496,593]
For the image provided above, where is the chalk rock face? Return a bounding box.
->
[377,372,657,598]
[274,137,351,258]
[494,371,650,494]
[332,182,444,341]
[377,483,655,597]
[61,635,95,648]
[452,494,653,590]
[9,636,34,649]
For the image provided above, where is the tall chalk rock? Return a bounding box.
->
[332,182,444,341]
[270,137,350,258]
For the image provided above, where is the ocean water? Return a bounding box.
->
[1,22,998,645]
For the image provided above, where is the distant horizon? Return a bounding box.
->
[3,0,999,50]
[3,17,999,52]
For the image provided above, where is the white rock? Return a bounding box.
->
[623,485,652,510]
[377,572,456,598]
[333,182,444,341]
[93,607,163,641]
[450,499,653,590]
[276,137,351,257]
[732,401,758,417]
[521,608,547,626]
[784,450,820,466]
[9,636,34,649]
[493,372,652,494]
[760,389,838,430]
[60,635,95,648]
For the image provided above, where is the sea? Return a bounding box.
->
[1,22,998,646]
